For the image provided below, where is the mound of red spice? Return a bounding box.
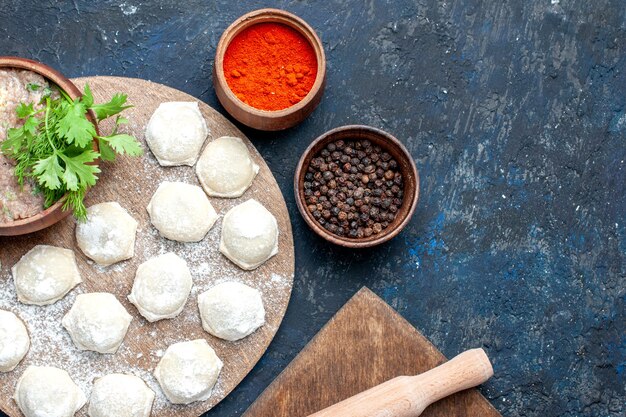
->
[223,22,318,111]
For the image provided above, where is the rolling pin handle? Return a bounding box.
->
[410,348,494,406]
[306,348,493,417]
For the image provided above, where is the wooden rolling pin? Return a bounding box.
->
[307,348,493,417]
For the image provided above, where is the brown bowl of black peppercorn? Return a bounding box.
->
[294,125,419,248]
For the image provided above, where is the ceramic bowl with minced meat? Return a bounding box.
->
[0,68,53,223]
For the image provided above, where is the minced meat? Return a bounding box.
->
[0,69,48,223]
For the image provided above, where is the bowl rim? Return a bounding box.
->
[294,124,420,248]
[0,56,99,235]
[214,8,327,119]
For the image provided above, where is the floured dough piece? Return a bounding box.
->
[14,366,86,417]
[128,252,192,322]
[76,202,138,266]
[89,373,155,417]
[220,199,279,270]
[147,181,218,242]
[145,101,208,166]
[62,293,132,354]
[12,245,82,305]
[0,310,30,372]
[198,281,265,341]
[154,339,223,405]
[196,136,259,198]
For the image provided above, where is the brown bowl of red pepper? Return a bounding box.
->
[294,125,420,248]
[213,8,326,131]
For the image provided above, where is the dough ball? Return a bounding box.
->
[195,136,259,198]
[12,245,82,305]
[76,202,138,266]
[89,373,155,417]
[220,199,279,270]
[14,366,86,417]
[145,101,208,166]
[198,281,265,341]
[154,339,222,405]
[147,181,218,242]
[0,310,29,372]
[128,252,192,322]
[62,293,132,354]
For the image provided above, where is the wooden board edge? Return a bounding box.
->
[243,286,502,417]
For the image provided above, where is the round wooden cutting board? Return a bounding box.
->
[0,76,294,417]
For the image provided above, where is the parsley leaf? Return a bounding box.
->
[96,114,141,161]
[116,116,129,125]
[32,153,63,190]
[16,103,35,118]
[22,116,39,136]
[56,100,97,147]
[81,84,94,108]
[2,127,28,157]
[97,139,116,162]
[58,150,100,191]
[0,83,140,220]
[1,115,41,158]
[90,93,132,121]
[100,134,143,157]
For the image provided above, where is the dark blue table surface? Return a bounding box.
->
[1,1,624,416]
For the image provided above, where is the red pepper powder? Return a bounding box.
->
[223,22,318,111]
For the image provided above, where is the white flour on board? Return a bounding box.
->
[0,124,293,414]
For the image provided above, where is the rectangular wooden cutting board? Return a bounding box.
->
[244,287,501,417]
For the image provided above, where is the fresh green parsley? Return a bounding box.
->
[0,84,142,220]
[26,82,41,91]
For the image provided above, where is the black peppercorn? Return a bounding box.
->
[304,138,404,239]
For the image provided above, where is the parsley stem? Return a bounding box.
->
[43,97,57,152]
[58,87,72,103]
